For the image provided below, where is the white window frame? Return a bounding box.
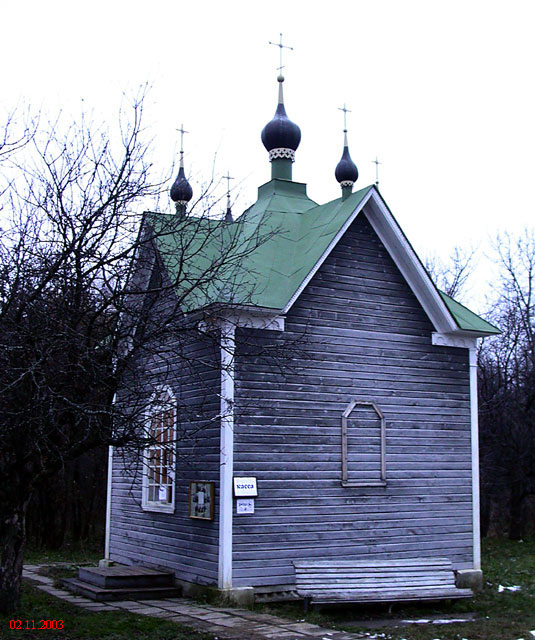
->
[142,386,176,513]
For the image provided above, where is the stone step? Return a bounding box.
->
[61,577,182,602]
[79,565,175,589]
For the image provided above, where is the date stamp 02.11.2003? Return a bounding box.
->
[9,620,63,631]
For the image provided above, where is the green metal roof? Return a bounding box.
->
[232,181,374,309]
[148,180,373,312]
[439,291,500,335]
[147,179,499,336]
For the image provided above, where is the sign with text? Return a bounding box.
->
[233,477,258,497]
[236,498,255,515]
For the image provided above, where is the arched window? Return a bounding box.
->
[142,388,176,513]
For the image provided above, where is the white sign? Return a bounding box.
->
[233,477,258,497]
[236,498,255,515]
[158,485,167,501]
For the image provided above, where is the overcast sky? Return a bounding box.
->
[3,0,534,304]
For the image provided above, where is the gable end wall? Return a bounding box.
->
[233,212,472,588]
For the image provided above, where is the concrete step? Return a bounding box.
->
[61,577,182,602]
[79,565,175,589]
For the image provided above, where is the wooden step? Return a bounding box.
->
[78,565,175,589]
[61,577,182,602]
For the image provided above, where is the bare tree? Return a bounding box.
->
[478,230,535,539]
[0,96,285,613]
[424,245,477,301]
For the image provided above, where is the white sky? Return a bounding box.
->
[3,0,535,305]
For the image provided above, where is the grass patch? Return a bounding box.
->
[24,540,104,566]
[0,582,213,640]
[257,538,535,640]
[11,537,534,639]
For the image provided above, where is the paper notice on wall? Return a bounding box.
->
[197,491,205,506]
[236,498,254,514]
[158,486,167,501]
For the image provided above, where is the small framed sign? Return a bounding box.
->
[236,498,255,515]
[188,481,215,520]
[233,477,258,497]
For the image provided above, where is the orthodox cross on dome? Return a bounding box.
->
[223,172,234,206]
[372,156,381,186]
[338,103,352,132]
[177,124,189,166]
[223,171,234,222]
[269,32,294,76]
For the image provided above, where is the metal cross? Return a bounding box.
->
[223,172,234,204]
[269,33,293,75]
[177,124,188,154]
[338,104,351,131]
[372,156,382,186]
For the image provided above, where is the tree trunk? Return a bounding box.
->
[0,502,27,614]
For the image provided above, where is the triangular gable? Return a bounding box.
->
[284,186,497,337]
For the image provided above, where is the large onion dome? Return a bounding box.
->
[170,165,193,204]
[335,132,358,187]
[261,76,301,161]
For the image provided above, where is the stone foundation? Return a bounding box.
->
[455,569,483,591]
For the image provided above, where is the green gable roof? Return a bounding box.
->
[232,181,374,309]
[439,291,500,335]
[147,180,373,311]
[147,179,499,337]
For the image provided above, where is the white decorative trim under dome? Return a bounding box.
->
[269,148,295,162]
[340,180,354,188]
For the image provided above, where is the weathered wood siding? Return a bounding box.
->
[233,211,472,588]
[109,265,221,585]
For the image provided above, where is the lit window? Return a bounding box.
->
[142,389,176,512]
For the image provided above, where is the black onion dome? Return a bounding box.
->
[261,78,301,153]
[261,103,301,152]
[170,166,193,203]
[335,145,358,185]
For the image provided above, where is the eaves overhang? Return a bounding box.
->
[196,303,285,332]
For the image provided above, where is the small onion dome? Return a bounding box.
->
[335,136,358,187]
[170,165,193,204]
[261,76,301,161]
